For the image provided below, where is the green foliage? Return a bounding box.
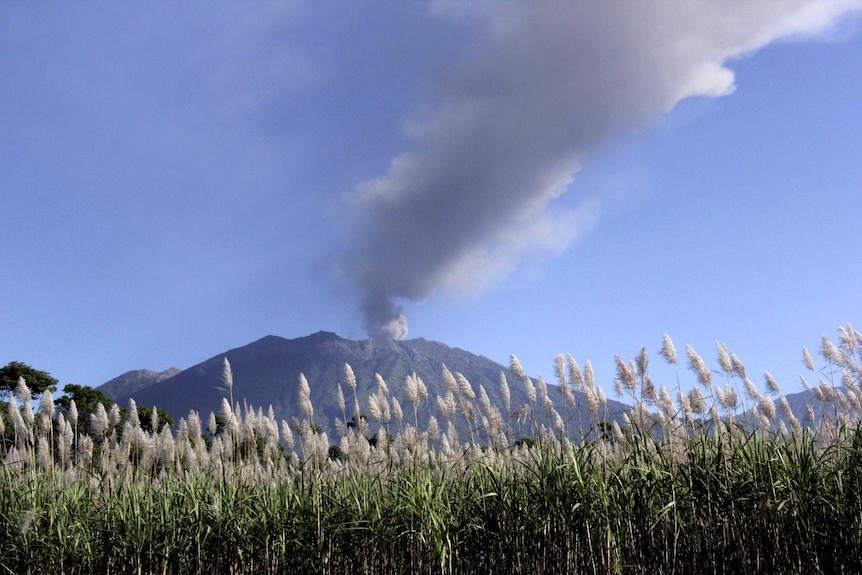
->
[137,406,175,434]
[0,361,58,399]
[55,383,113,416]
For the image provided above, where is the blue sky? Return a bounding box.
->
[2,2,860,399]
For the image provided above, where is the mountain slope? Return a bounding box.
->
[98,367,182,399]
[99,331,628,439]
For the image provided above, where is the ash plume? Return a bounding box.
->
[344,1,861,339]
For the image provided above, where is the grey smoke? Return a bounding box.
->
[345,0,860,339]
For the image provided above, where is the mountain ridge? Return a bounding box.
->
[98,367,182,400]
[97,331,631,439]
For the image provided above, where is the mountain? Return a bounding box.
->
[98,331,628,440]
[98,367,182,399]
[767,384,852,426]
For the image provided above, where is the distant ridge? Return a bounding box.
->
[98,367,182,400]
[97,331,630,439]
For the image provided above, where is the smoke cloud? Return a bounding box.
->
[345,0,861,339]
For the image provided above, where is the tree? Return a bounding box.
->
[0,361,58,400]
[136,406,174,434]
[54,383,115,436]
[54,385,175,434]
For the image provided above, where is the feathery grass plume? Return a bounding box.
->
[221,356,234,405]
[716,342,732,374]
[584,359,595,388]
[719,383,738,411]
[37,389,54,420]
[90,403,108,437]
[523,375,537,404]
[37,390,54,436]
[715,384,726,407]
[21,398,35,429]
[298,421,316,463]
[656,408,669,432]
[554,354,575,407]
[56,418,71,468]
[126,398,139,430]
[416,374,428,401]
[838,323,858,353]
[298,373,313,421]
[806,402,816,424]
[578,385,596,418]
[149,405,159,433]
[343,363,357,388]
[764,371,780,395]
[743,376,759,402]
[543,395,555,419]
[709,405,724,434]
[820,380,837,403]
[485,407,504,443]
[208,411,218,436]
[427,415,440,442]
[280,420,295,449]
[659,333,678,364]
[557,370,575,408]
[375,373,389,397]
[337,383,346,415]
[510,355,526,380]
[187,410,202,443]
[611,420,626,445]
[614,377,624,397]
[478,384,493,416]
[442,365,458,395]
[436,391,453,419]
[405,373,419,406]
[13,377,31,404]
[445,420,459,454]
[67,398,78,428]
[659,386,676,421]
[614,356,637,394]
[77,434,94,464]
[821,336,842,363]
[391,397,403,423]
[597,385,608,409]
[677,389,693,422]
[688,387,706,415]
[836,389,850,414]
[109,403,121,429]
[636,347,649,380]
[499,372,511,413]
[641,375,657,405]
[842,367,855,390]
[759,394,776,425]
[802,346,816,371]
[568,355,584,389]
[456,372,475,401]
[778,394,802,434]
[552,411,565,437]
[554,354,566,386]
[535,374,548,403]
[686,345,712,389]
[368,392,383,422]
[730,352,747,381]
[8,400,28,443]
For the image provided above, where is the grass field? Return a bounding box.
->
[2,324,861,574]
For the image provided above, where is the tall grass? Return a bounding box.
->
[2,323,861,574]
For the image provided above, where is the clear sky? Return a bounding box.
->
[2,2,860,399]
